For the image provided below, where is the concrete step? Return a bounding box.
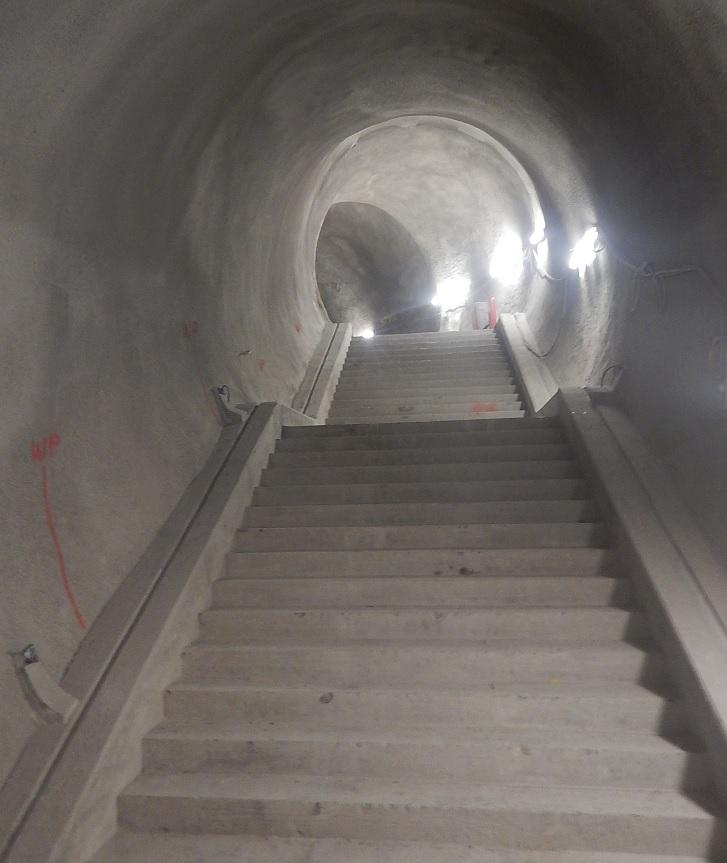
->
[253,478,588,505]
[334,377,515,396]
[244,500,597,528]
[339,361,512,375]
[163,680,684,734]
[345,351,506,364]
[283,416,557,438]
[350,332,497,344]
[338,368,513,384]
[331,391,522,405]
[327,404,523,424]
[90,831,716,863]
[214,575,631,609]
[345,345,505,359]
[224,546,613,578]
[331,410,527,424]
[180,641,662,688]
[199,607,647,644]
[341,357,510,372]
[261,459,581,486]
[269,443,572,468]
[143,722,704,790]
[329,386,521,406]
[234,522,608,551]
[276,428,564,451]
[328,397,523,416]
[117,772,721,854]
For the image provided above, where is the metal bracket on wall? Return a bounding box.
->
[210,387,245,426]
[11,645,79,724]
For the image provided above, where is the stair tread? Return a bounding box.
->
[168,678,670,696]
[188,638,652,653]
[148,720,689,754]
[90,832,715,863]
[121,771,716,820]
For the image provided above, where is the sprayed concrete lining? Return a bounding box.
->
[3,0,727,800]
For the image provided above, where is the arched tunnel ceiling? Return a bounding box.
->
[3,0,727,793]
[314,117,542,333]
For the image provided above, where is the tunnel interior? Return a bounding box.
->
[3,0,727,792]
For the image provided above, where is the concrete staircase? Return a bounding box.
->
[91,335,726,861]
[328,329,525,424]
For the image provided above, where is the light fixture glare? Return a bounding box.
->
[360,327,375,339]
[490,230,524,286]
[432,275,471,310]
[569,227,601,275]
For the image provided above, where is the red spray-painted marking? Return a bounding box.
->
[489,297,498,330]
[257,358,267,372]
[32,432,62,463]
[471,402,498,414]
[31,436,87,631]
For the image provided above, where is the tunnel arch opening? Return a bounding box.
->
[306,114,587,336]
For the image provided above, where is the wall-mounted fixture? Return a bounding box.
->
[569,227,602,276]
[360,327,375,339]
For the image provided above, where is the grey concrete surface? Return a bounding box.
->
[92,415,725,860]
[3,0,727,811]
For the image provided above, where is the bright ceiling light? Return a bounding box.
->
[569,227,601,275]
[432,275,471,310]
[360,327,375,339]
[490,230,524,286]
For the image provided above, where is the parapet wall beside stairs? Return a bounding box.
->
[498,313,558,417]
[0,402,316,863]
[559,388,727,809]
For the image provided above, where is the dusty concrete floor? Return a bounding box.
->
[2,0,727,792]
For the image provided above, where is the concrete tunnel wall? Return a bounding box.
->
[2,0,727,791]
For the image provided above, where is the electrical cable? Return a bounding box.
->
[600,364,624,388]
[604,235,727,409]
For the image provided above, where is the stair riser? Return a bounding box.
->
[329,407,523,420]
[330,391,520,408]
[328,399,523,415]
[253,479,588,506]
[225,547,613,578]
[163,686,684,735]
[351,332,497,341]
[244,500,596,528]
[213,576,630,609]
[328,398,522,412]
[341,361,511,374]
[199,608,647,644]
[276,430,563,452]
[142,737,703,790]
[338,372,513,386]
[331,411,526,424]
[117,795,713,854]
[261,461,581,486]
[283,418,554,437]
[88,833,720,863]
[182,645,662,688]
[344,350,506,362]
[234,523,608,552]
[335,381,515,397]
[346,342,503,352]
[339,365,512,378]
[269,445,573,468]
